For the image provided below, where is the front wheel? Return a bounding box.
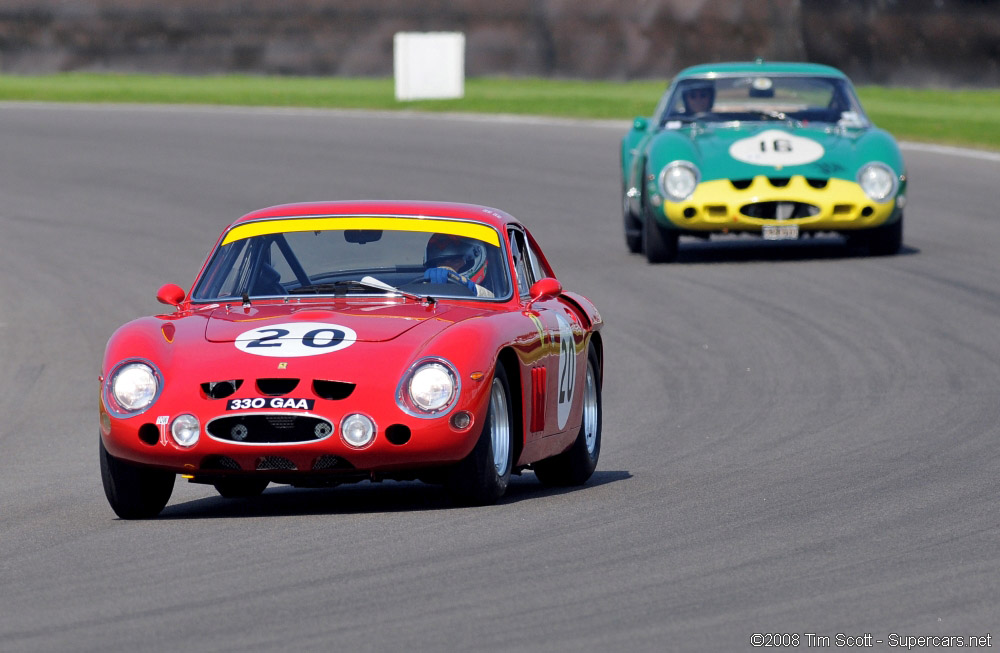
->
[623,185,642,253]
[848,214,903,256]
[867,214,903,256]
[446,363,514,506]
[643,204,679,263]
[533,344,602,486]
[99,436,175,519]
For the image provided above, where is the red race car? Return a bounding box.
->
[99,200,604,518]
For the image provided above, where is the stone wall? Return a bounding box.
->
[0,0,997,86]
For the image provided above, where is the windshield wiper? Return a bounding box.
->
[290,277,433,304]
[755,110,803,126]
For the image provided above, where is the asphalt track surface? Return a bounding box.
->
[1,103,998,652]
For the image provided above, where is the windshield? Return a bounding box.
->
[658,74,869,127]
[192,216,512,302]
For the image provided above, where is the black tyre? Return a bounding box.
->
[446,363,515,506]
[866,214,903,256]
[643,203,679,263]
[213,478,269,498]
[99,436,175,519]
[623,185,642,254]
[533,344,602,486]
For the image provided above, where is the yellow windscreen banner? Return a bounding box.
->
[222,216,501,247]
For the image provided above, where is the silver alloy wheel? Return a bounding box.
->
[490,377,511,475]
[582,361,598,455]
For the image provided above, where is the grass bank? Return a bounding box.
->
[1,73,998,151]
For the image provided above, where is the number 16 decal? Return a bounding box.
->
[235,322,357,357]
[728,129,824,166]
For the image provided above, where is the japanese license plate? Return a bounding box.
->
[762,224,799,240]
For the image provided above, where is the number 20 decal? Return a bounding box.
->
[555,314,576,430]
[235,322,357,357]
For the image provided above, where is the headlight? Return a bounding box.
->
[171,414,200,447]
[659,161,700,202]
[410,363,455,411]
[341,413,376,448]
[397,358,461,417]
[107,361,161,415]
[857,163,898,203]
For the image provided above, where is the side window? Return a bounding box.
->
[524,239,545,282]
[508,229,534,297]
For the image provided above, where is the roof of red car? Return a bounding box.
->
[231,200,518,231]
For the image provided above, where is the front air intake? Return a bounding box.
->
[313,380,356,400]
[256,378,299,396]
[202,380,243,399]
[207,414,334,444]
[257,456,297,471]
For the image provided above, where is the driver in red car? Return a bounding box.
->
[422,234,495,298]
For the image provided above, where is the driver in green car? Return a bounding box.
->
[682,81,715,114]
[422,234,495,298]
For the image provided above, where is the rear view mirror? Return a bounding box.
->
[156,283,185,307]
[528,277,562,304]
[344,229,382,244]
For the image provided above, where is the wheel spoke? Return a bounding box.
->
[583,363,598,454]
[490,378,510,475]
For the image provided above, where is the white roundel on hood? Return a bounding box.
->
[235,322,357,357]
[729,129,825,167]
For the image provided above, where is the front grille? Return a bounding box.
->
[201,455,242,471]
[257,456,297,471]
[312,455,354,471]
[740,201,820,220]
[207,414,334,444]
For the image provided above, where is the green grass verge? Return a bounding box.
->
[1,73,998,151]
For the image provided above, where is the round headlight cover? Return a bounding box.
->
[858,162,898,203]
[397,357,461,417]
[410,363,456,411]
[171,414,200,447]
[109,361,160,414]
[659,161,700,202]
[341,413,376,448]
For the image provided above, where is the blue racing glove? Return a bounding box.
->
[423,267,451,284]
[423,267,477,293]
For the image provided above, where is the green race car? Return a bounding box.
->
[621,60,907,262]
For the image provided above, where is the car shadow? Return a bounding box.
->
[156,469,633,519]
[661,236,920,264]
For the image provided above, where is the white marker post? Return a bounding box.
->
[393,32,465,101]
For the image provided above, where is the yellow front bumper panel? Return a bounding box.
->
[659,175,897,232]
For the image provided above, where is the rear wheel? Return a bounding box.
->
[643,203,679,263]
[446,363,514,506]
[213,478,269,498]
[99,436,174,519]
[533,344,602,486]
